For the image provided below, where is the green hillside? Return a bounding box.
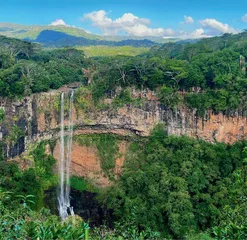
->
[0,22,102,40]
[76,45,149,57]
[0,22,170,43]
[102,35,179,43]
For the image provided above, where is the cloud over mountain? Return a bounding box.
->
[48,12,242,39]
[83,10,175,37]
[50,19,68,26]
[200,18,239,34]
[188,28,209,38]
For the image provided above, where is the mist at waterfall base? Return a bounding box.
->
[58,91,74,219]
[45,187,115,227]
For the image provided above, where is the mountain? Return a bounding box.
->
[102,35,179,44]
[0,22,101,40]
[0,22,186,48]
[33,30,159,47]
[0,22,170,44]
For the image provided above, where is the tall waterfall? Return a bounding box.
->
[58,91,75,220]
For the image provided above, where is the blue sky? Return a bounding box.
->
[1,0,247,38]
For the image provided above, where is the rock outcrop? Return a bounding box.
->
[1,87,247,185]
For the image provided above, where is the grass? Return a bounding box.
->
[76,45,150,57]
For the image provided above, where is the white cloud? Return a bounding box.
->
[166,28,210,39]
[84,30,91,34]
[242,14,247,22]
[200,18,238,34]
[83,10,175,37]
[50,19,68,26]
[83,10,215,39]
[188,28,209,38]
[182,16,194,24]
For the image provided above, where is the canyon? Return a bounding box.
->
[1,86,247,186]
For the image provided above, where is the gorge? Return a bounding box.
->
[1,86,247,186]
[1,27,247,239]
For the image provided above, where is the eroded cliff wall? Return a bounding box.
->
[1,87,247,185]
[1,88,246,151]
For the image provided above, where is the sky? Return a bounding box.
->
[1,0,247,38]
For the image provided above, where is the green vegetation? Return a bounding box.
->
[158,85,181,108]
[0,136,161,239]
[0,198,88,239]
[82,31,247,114]
[2,30,247,239]
[70,176,88,192]
[77,46,149,57]
[112,88,143,108]
[5,125,25,145]
[1,127,247,238]
[2,29,247,114]
[99,125,247,239]
[74,86,93,113]
[75,134,120,177]
[0,141,4,161]
[0,108,5,122]
[31,142,57,191]
[0,22,101,40]
[0,36,86,97]
[70,176,99,193]
[0,141,56,209]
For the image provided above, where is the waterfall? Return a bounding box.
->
[65,90,74,216]
[58,92,66,219]
[58,91,74,220]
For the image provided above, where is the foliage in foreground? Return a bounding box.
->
[100,125,247,239]
[0,192,86,239]
[0,188,162,240]
[1,127,247,239]
[0,139,161,239]
[0,141,57,209]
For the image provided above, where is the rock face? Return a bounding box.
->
[52,140,127,187]
[1,87,247,185]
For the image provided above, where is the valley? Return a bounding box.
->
[0,22,247,239]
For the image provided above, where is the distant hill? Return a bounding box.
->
[33,30,158,47]
[0,22,171,44]
[101,35,180,44]
[0,22,190,48]
[0,22,101,40]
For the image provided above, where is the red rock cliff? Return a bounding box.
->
[1,88,247,185]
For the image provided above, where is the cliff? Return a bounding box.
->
[1,87,247,185]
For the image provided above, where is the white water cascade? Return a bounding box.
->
[58,91,75,220]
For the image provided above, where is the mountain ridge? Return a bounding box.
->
[0,22,176,43]
[0,22,102,40]
[33,30,159,47]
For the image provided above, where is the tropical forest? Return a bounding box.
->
[1,3,247,239]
